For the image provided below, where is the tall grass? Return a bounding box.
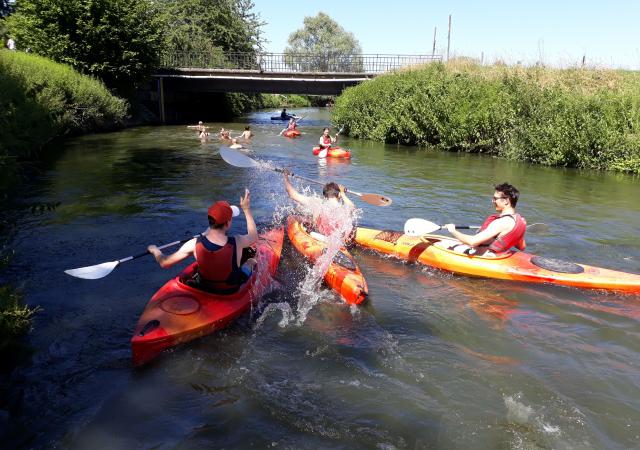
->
[332,60,640,173]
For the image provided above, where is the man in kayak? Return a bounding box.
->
[280,117,299,136]
[280,108,289,119]
[282,171,355,240]
[444,182,526,256]
[147,189,258,293]
[318,127,338,150]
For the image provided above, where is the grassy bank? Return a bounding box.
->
[332,60,640,173]
[0,50,128,190]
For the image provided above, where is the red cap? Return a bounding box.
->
[207,201,240,224]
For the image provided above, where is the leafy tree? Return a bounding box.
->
[284,12,363,72]
[6,0,164,94]
[158,0,264,58]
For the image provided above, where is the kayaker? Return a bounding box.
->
[318,127,338,150]
[282,170,355,239]
[280,108,289,119]
[444,182,527,256]
[287,117,298,131]
[229,138,245,150]
[237,126,253,140]
[219,128,231,140]
[147,189,258,294]
[188,121,206,133]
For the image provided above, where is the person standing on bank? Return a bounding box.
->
[147,189,257,293]
[444,182,526,256]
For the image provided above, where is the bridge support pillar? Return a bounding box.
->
[158,78,166,123]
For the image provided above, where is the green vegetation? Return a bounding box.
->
[333,60,640,173]
[0,50,127,190]
[0,284,40,363]
[6,0,164,95]
[284,12,362,72]
[261,94,311,108]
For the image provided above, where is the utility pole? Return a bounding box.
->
[432,27,437,57]
[447,15,452,61]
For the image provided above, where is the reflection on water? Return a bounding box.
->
[2,108,640,449]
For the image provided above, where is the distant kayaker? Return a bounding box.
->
[188,121,206,133]
[147,189,258,294]
[282,170,355,239]
[229,138,245,150]
[219,128,231,140]
[280,108,289,119]
[444,182,527,256]
[237,126,253,140]
[318,127,338,150]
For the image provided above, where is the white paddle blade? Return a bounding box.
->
[317,148,328,158]
[220,147,261,168]
[64,261,119,279]
[404,218,442,236]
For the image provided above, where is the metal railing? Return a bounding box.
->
[160,52,442,74]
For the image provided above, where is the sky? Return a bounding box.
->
[251,0,640,70]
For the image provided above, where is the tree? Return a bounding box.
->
[6,0,164,94]
[284,12,363,72]
[158,0,264,60]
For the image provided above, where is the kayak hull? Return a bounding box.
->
[355,227,640,293]
[287,216,367,304]
[271,115,297,120]
[131,227,284,366]
[312,146,351,159]
[283,130,301,138]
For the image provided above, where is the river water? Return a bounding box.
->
[3,108,640,449]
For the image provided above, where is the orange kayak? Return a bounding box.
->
[312,146,351,159]
[283,130,301,138]
[131,227,284,365]
[355,227,640,294]
[287,216,367,304]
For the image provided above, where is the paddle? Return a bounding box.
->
[220,147,392,206]
[404,218,548,236]
[64,234,200,279]
[317,126,344,158]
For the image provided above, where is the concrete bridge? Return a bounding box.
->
[153,52,442,122]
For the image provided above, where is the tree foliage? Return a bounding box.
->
[158,0,264,56]
[284,12,362,72]
[6,0,164,93]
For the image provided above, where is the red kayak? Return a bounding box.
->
[283,130,301,138]
[312,146,351,159]
[131,227,284,366]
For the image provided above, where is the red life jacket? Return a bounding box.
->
[478,213,527,254]
[287,122,297,131]
[194,236,245,293]
[320,135,332,148]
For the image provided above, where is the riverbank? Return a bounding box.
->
[332,60,640,174]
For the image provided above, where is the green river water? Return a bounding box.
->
[2,108,640,449]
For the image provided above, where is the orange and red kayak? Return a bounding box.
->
[287,216,367,304]
[312,146,351,159]
[355,227,640,294]
[131,227,284,365]
[283,130,301,138]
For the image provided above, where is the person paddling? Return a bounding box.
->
[282,170,355,241]
[280,108,289,119]
[444,183,527,256]
[147,189,258,294]
[318,127,338,150]
[280,117,300,135]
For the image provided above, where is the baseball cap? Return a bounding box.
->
[207,201,240,224]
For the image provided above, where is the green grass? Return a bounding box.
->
[332,60,640,173]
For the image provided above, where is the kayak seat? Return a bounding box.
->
[181,266,250,295]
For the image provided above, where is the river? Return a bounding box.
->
[3,108,640,449]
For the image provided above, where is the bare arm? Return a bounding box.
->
[338,184,355,210]
[148,238,196,268]
[283,171,309,206]
[445,217,511,247]
[235,189,258,249]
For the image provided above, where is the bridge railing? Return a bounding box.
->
[160,52,442,73]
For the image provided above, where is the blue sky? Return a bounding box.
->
[252,0,640,69]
